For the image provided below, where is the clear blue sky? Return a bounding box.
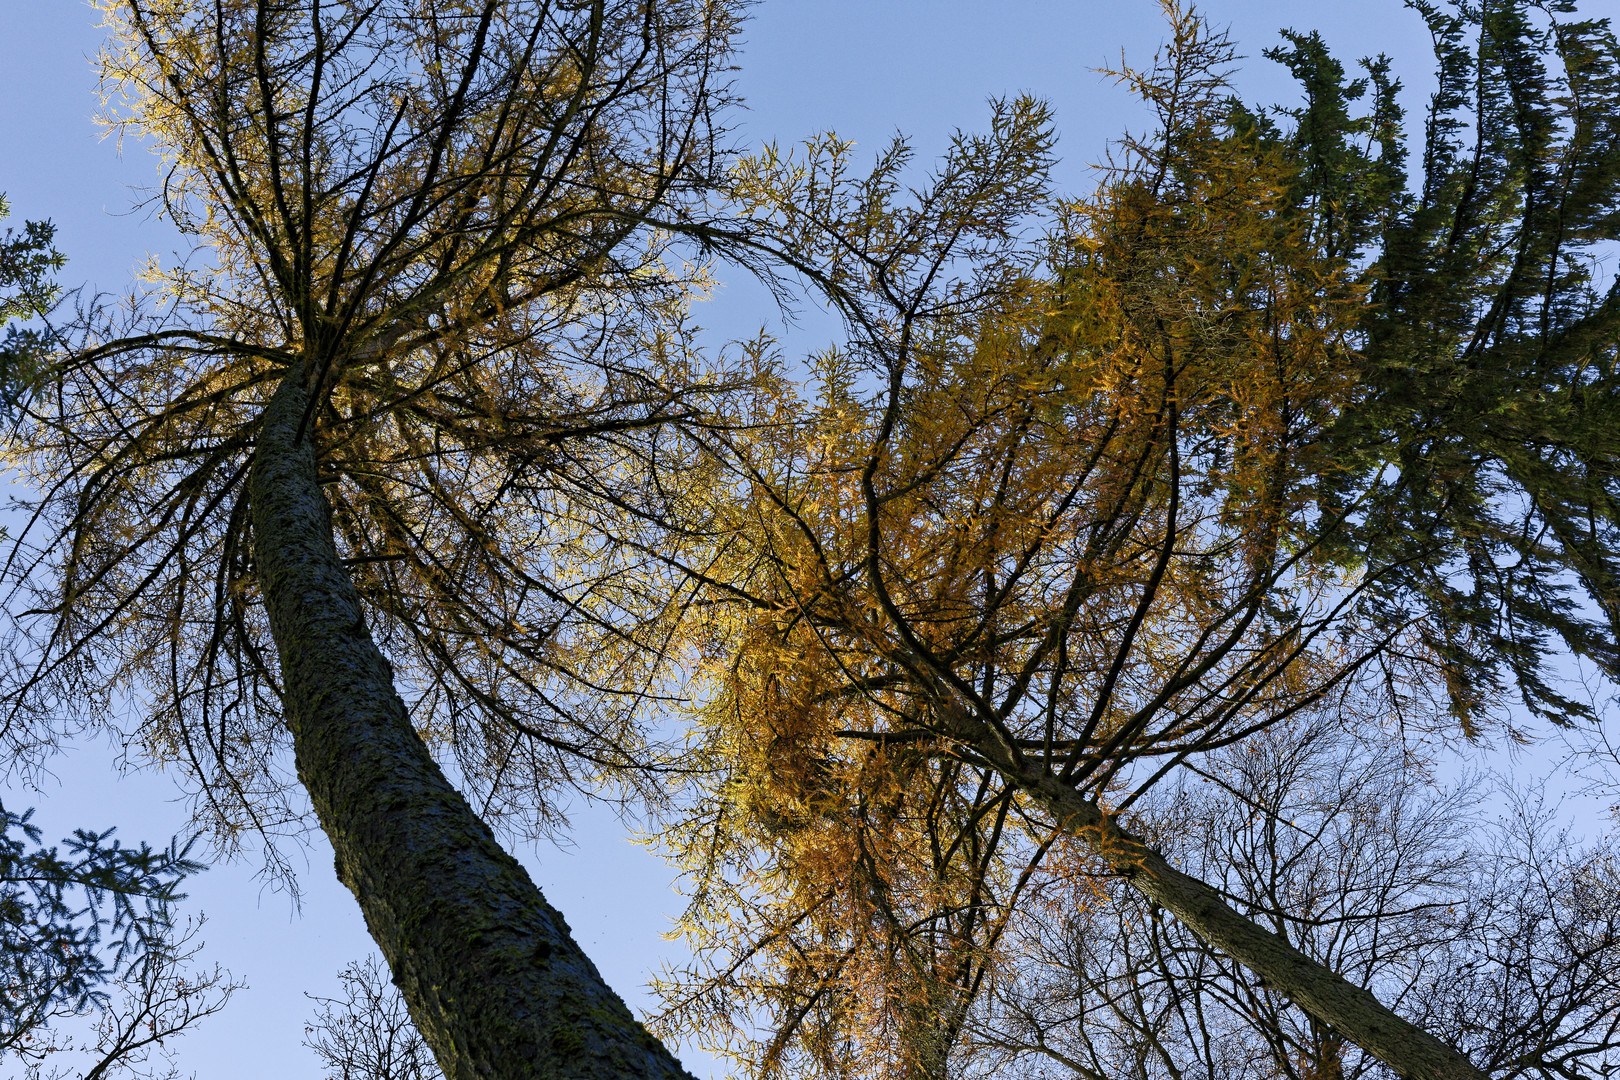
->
[0,2,1449,1076]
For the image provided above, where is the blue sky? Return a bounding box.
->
[0,2,1452,1076]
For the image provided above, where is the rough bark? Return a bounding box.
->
[248,366,694,1080]
[936,705,1485,1080]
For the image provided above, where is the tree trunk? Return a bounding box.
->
[1036,783,1481,1080]
[249,366,694,1080]
[935,705,1484,1080]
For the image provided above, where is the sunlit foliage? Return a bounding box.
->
[1,0,745,858]
[647,5,1620,1078]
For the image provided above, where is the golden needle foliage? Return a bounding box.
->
[1,0,744,855]
[648,16,1423,1079]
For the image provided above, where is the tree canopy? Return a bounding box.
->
[0,803,236,1079]
[5,0,743,842]
[0,195,64,412]
[2,2,1618,1079]
[5,1,745,1075]
[643,6,1620,1080]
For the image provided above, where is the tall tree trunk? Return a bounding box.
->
[936,705,1484,1080]
[249,366,693,1080]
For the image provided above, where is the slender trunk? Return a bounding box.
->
[1036,783,1480,1080]
[249,367,693,1080]
[936,705,1483,1080]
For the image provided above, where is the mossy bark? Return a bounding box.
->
[937,705,1484,1080]
[249,367,694,1080]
